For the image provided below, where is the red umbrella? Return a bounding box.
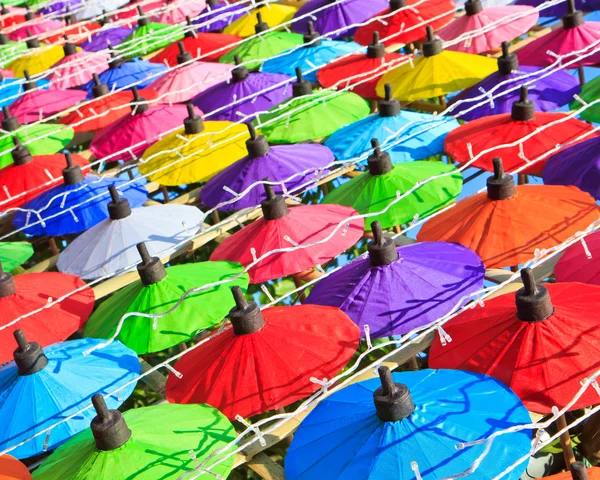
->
[0,6,26,29]
[0,262,95,364]
[316,32,405,99]
[210,184,364,284]
[112,0,163,25]
[165,286,360,419]
[445,86,596,175]
[429,268,600,413]
[555,230,600,286]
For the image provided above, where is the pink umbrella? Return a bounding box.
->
[555,230,600,286]
[9,20,64,41]
[90,86,203,162]
[1,69,14,78]
[112,0,164,26]
[437,0,538,54]
[151,0,207,24]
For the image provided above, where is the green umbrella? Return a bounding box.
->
[0,41,28,68]
[0,242,34,271]
[570,75,600,122]
[322,139,463,230]
[84,243,249,354]
[32,395,236,480]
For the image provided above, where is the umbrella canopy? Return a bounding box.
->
[449,42,580,121]
[151,0,207,24]
[32,398,236,480]
[7,42,65,76]
[0,75,50,109]
[37,0,83,15]
[79,26,133,52]
[445,86,596,175]
[570,74,600,122]
[201,123,333,211]
[417,158,600,268]
[430,268,600,413]
[0,265,94,364]
[45,40,110,89]
[0,242,33,271]
[0,332,139,459]
[75,0,129,20]
[321,140,462,229]
[210,184,364,283]
[324,84,459,162]
[285,366,531,480]
[0,7,26,29]
[224,4,297,37]
[166,288,360,418]
[536,463,600,480]
[9,20,63,41]
[0,37,28,70]
[516,0,600,17]
[85,243,249,354]
[0,456,31,480]
[255,69,370,144]
[110,0,163,23]
[307,221,485,337]
[194,0,247,32]
[57,187,202,279]
[554,229,600,286]
[138,105,250,185]
[377,26,497,101]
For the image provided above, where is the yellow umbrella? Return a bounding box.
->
[8,37,67,76]
[139,105,251,185]
[224,4,298,37]
[376,27,496,102]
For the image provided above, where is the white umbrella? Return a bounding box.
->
[57,186,202,279]
[75,0,129,20]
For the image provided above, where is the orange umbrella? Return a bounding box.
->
[0,455,31,480]
[537,463,600,480]
[417,157,599,268]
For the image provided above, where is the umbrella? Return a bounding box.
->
[554,229,600,286]
[353,0,456,47]
[316,32,405,99]
[0,139,89,211]
[570,74,600,122]
[9,20,63,41]
[201,123,333,211]
[255,69,370,144]
[449,42,580,121]
[146,42,233,104]
[191,55,292,122]
[0,74,50,109]
[262,21,363,82]
[321,139,462,229]
[45,18,102,44]
[79,26,133,52]
[324,84,459,162]
[0,242,33,271]
[537,463,600,479]
[218,14,304,70]
[377,26,497,101]
[194,0,247,33]
[0,264,94,364]
[151,0,207,24]
[138,104,249,185]
[210,184,364,283]
[110,0,163,24]
[430,268,600,413]
[0,332,139,459]
[166,287,360,418]
[285,366,531,480]
[75,0,128,20]
[0,456,31,480]
[57,187,202,279]
[32,397,236,480]
[0,33,28,69]
[89,88,201,162]
[12,154,148,236]
[306,221,485,337]
[515,0,600,17]
[436,0,538,54]
[224,3,297,37]
[7,39,65,76]
[37,0,83,15]
[85,243,249,354]
[0,7,26,30]
[444,86,596,175]
[417,158,600,268]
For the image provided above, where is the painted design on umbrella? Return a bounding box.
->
[285,367,531,480]
[224,4,297,37]
[0,74,50,109]
[377,27,497,101]
[515,0,600,17]
[0,455,31,480]
[211,184,364,283]
[307,221,485,337]
[554,229,600,286]
[194,0,247,33]
[0,331,139,459]
[201,123,333,211]
[445,86,596,175]
[430,269,600,413]
[0,264,95,364]
[7,39,65,76]
[139,104,250,185]
[151,0,207,24]
[0,242,33,271]
[32,397,236,480]
[417,158,600,268]
[57,187,203,279]
[79,26,133,52]
[325,85,459,162]
[322,140,462,229]
[256,69,370,144]
[166,287,360,418]
[570,73,600,122]
[449,42,580,121]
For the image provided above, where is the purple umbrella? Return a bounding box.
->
[449,42,580,121]
[306,222,485,338]
[194,0,247,32]
[543,136,600,200]
[201,123,333,211]
[80,27,134,52]
[515,0,600,17]
[292,0,388,39]
[39,0,84,15]
[191,55,293,121]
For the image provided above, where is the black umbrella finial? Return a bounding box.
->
[231,54,249,82]
[497,41,519,74]
[136,242,167,285]
[255,11,269,34]
[303,20,321,46]
[373,366,415,422]
[367,138,393,176]
[184,15,197,38]
[511,85,534,121]
[22,69,37,92]
[11,135,32,166]
[91,394,132,451]
[176,40,192,64]
[390,0,407,11]
[91,73,109,98]
[13,329,48,375]
[367,31,385,59]
[423,26,442,57]
[25,30,40,49]
[570,462,589,480]
[2,105,19,132]
[0,260,15,297]
[130,86,148,115]
[0,29,8,45]
[229,286,265,335]
[183,103,204,135]
[465,0,483,16]
[563,0,583,28]
[107,185,132,220]
[261,177,289,220]
[368,221,399,266]
[108,46,124,69]
[24,7,35,21]
[0,3,8,15]
[245,122,270,158]
[62,152,84,185]
[292,67,312,97]
[486,157,516,200]
[378,84,401,117]
[137,5,150,27]
[63,34,77,56]
[516,268,554,322]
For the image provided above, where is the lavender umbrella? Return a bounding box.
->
[200,123,333,211]
[194,0,247,33]
[449,42,580,121]
[191,55,293,122]
[80,27,134,52]
[515,0,600,17]
[306,222,485,338]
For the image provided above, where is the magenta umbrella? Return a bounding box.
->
[152,0,207,24]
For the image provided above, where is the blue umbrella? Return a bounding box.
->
[324,85,459,163]
[0,75,51,108]
[12,154,148,236]
[0,331,139,459]
[286,367,532,480]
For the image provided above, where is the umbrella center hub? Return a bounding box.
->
[374,380,415,422]
[11,143,33,166]
[486,171,516,200]
[0,270,15,297]
[261,193,289,220]
[231,64,249,82]
[367,42,385,59]
[516,283,554,322]
[230,300,266,335]
[390,0,407,11]
[562,9,583,29]
[91,407,132,451]
[368,149,394,176]
[465,0,483,16]
[246,134,270,158]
